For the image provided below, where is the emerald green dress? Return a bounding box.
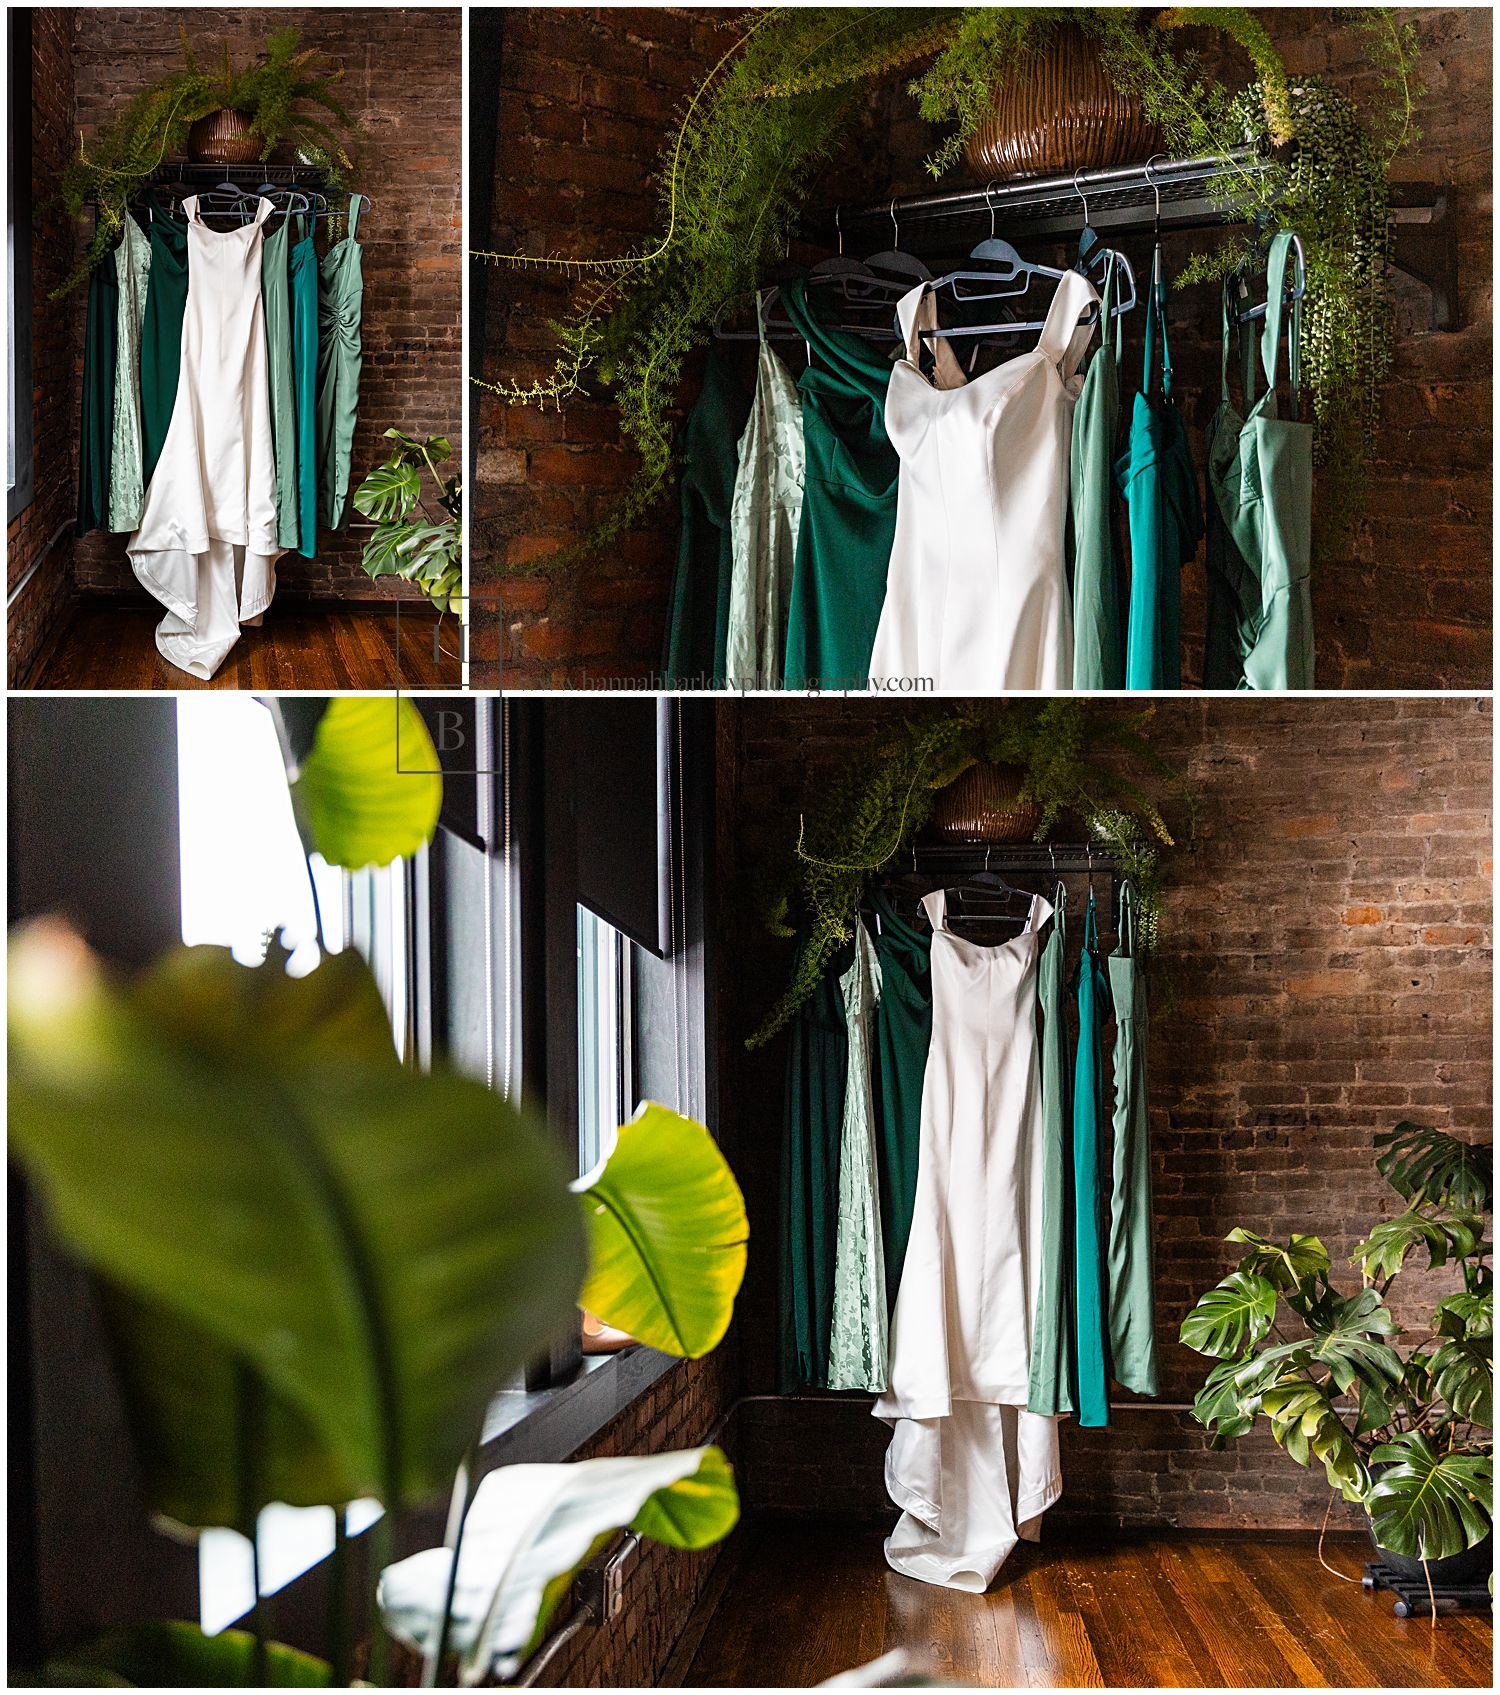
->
[77,246,119,537]
[868,887,930,1313]
[1028,883,1075,1417]
[288,215,320,558]
[1070,256,1126,690]
[316,196,365,533]
[779,934,852,1392]
[1071,890,1111,1427]
[262,212,300,551]
[139,190,189,494]
[1202,231,1316,690]
[662,350,751,688]
[1115,255,1204,690]
[1106,882,1158,1396]
[780,277,900,690]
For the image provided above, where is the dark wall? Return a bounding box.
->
[58,7,461,605]
[483,7,1492,690]
[716,697,1492,1530]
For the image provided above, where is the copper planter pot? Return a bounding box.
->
[931,762,1043,844]
[187,107,266,165]
[964,22,1161,181]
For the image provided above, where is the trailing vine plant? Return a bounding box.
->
[746,701,1192,1050]
[479,7,1420,567]
[57,25,359,299]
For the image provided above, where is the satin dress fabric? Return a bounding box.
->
[869,270,1097,692]
[139,189,189,494]
[108,215,152,533]
[288,215,321,559]
[1027,883,1075,1417]
[128,196,282,680]
[1107,883,1158,1395]
[1070,892,1112,1427]
[316,195,365,533]
[261,211,301,551]
[77,246,119,538]
[1069,257,1126,689]
[875,890,1062,1591]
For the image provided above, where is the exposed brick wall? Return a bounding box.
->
[58,7,460,605]
[8,9,79,686]
[716,697,1492,1531]
[481,7,1490,689]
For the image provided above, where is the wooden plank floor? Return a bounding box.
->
[667,1519,1493,1689]
[21,600,463,691]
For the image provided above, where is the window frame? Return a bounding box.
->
[8,7,36,521]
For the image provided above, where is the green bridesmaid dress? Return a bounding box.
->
[780,277,900,690]
[1071,889,1111,1427]
[1028,882,1076,1417]
[138,190,189,494]
[262,211,300,552]
[316,195,365,534]
[1070,256,1126,690]
[77,246,118,537]
[1107,882,1158,1396]
[108,214,152,533]
[288,214,320,558]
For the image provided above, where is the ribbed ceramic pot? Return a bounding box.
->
[964,22,1161,180]
[187,107,266,165]
[931,762,1043,843]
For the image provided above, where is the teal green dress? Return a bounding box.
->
[1107,882,1158,1396]
[1115,255,1204,690]
[1028,883,1075,1417]
[77,245,119,537]
[139,190,189,493]
[779,933,851,1392]
[288,215,320,558]
[780,278,900,690]
[1070,257,1126,690]
[1202,231,1316,690]
[316,196,365,533]
[1071,890,1111,1427]
[662,350,752,688]
[868,888,930,1313]
[262,212,300,551]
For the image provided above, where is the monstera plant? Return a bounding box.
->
[1182,1123,1492,1581]
[8,696,748,1687]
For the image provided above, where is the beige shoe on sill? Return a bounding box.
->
[581,1309,635,1354]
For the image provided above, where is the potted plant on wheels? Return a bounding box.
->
[1181,1122,1493,1607]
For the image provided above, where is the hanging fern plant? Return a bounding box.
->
[479,6,1420,569]
[745,701,1193,1050]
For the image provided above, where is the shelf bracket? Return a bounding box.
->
[1388,182,1458,331]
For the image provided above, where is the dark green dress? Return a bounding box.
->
[1115,256,1204,690]
[1070,256,1126,690]
[1028,883,1076,1417]
[1107,882,1158,1396]
[138,190,189,494]
[780,278,900,690]
[867,888,930,1313]
[288,215,320,559]
[662,351,752,688]
[1071,890,1111,1427]
[77,246,119,537]
[778,934,852,1392]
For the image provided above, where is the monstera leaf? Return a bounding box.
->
[1234,1285,1403,1401]
[1353,1206,1486,1281]
[1179,1271,1279,1359]
[291,696,443,871]
[1367,1432,1493,1559]
[8,922,586,1523]
[1375,1122,1493,1211]
[1260,1382,1370,1501]
[1227,1228,1330,1292]
[1427,1335,1493,1429]
[1434,1286,1494,1340]
[1190,1352,1259,1443]
[379,1448,740,1686]
[42,1622,332,1688]
[350,456,422,524]
[574,1103,749,1357]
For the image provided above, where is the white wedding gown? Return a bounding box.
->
[868,271,1098,692]
[128,195,282,679]
[874,889,1062,1590]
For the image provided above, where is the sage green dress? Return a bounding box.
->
[725,293,806,688]
[1107,882,1158,1396]
[868,887,930,1313]
[1202,231,1316,690]
[780,277,900,690]
[1071,889,1111,1427]
[1070,256,1126,690]
[108,215,152,533]
[77,246,118,538]
[1028,882,1075,1417]
[288,215,320,558]
[139,190,189,494]
[662,350,751,688]
[827,920,888,1392]
[316,196,365,533]
[262,212,300,551]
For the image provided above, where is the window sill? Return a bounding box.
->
[476,1344,680,1471]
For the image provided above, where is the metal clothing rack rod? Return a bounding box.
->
[899,843,1123,875]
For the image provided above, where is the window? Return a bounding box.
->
[8,9,34,519]
[576,905,635,1177]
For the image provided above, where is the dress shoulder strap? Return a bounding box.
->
[1024,892,1055,935]
[897,282,967,390]
[1038,268,1099,380]
[920,888,947,933]
[348,193,362,240]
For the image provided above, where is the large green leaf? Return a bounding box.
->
[1227,1228,1330,1292]
[1434,1286,1494,1341]
[1179,1271,1278,1359]
[1367,1432,1493,1559]
[39,1623,332,1688]
[1260,1382,1370,1501]
[291,696,442,870]
[1233,1285,1402,1400]
[1428,1335,1493,1428]
[8,924,587,1521]
[575,1103,749,1357]
[378,1447,740,1686]
[1190,1352,1259,1441]
[1375,1122,1493,1211]
[1353,1206,1486,1281]
[351,457,422,524]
